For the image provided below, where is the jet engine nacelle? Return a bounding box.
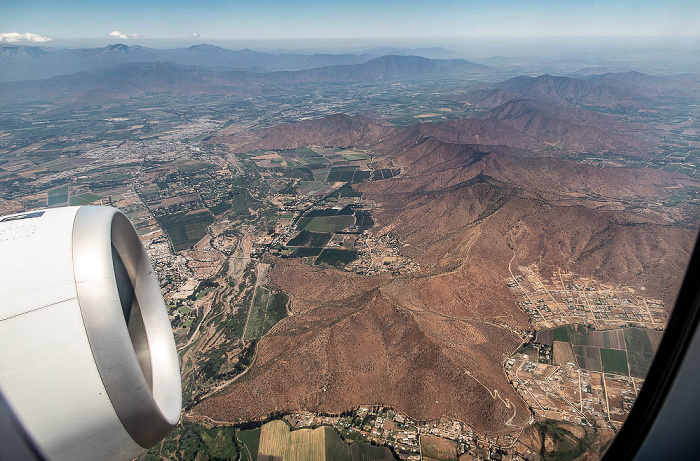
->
[0,206,181,461]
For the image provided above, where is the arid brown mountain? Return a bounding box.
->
[213,114,394,153]
[214,98,658,156]
[459,72,700,110]
[373,98,657,155]
[195,113,698,434]
[474,98,657,154]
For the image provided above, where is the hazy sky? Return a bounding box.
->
[1,0,699,45]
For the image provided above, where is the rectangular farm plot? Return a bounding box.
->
[258,420,292,459]
[574,345,602,372]
[553,326,570,342]
[69,192,103,205]
[258,421,355,461]
[337,149,370,161]
[601,348,629,375]
[286,428,328,461]
[47,185,69,206]
[372,168,401,180]
[314,248,358,267]
[301,215,355,233]
[290,247,324,257]
[553,341,576,366]
[353,443,395,461]
[287,230,332,247]
[325,167,371,183]
[156,209,214,251]
[296,181,326,195]
[536,329,554,346]
[625,328,657,377]
[647,329,665,351]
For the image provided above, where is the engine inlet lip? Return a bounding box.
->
[72,206,181,448]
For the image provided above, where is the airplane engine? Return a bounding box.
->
[0,206,181,461]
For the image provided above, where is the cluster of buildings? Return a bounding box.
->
[283,406,522,461]
[508,265,667,330]
[346,234,420,275]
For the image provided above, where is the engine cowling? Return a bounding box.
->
[0,206,181,461]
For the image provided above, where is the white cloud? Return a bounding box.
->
[191,32,200,38]
[107,30,143,40]
[0,32,53,43]
[108,30,128,40]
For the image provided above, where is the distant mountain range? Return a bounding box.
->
[460,72,699,110]
[214,96,658,156]
[0,55,497,103]
[0,43,380,82]
[0,43,493,83]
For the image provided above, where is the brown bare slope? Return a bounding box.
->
[196,266,527,433]
[211,114,394,153]
[193,113,698,436]
[474,99,657,155]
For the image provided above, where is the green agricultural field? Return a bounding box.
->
[243,287,289,340]
[624,328,655,377]
[570,332,590,346]
[291,247,324,257]
[174,158,216,174]
[600,348,629,375]
[323,427,353,461]
[156,209,214,251]
[69,192,103,206]
[313,147,341,156]
[315,249,358,267]
[287,230,332,247]
[338,149,370,161]
[553,325,570,342]
[47,185,69,206]
[301,215,355,233]
[355,443,395,461]
[236,428,261,461]
[297,181,325,190]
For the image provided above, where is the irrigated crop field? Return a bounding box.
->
[256,420,387,461]
[47,185,69,206]
[542,325,662,377]
[287,230,332,247]
[243,287,289,340]
[301,215,355,233]
[315,248,358,267]
[600,348,629,375]
[236,427,260,461]
[156,209,214,251]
